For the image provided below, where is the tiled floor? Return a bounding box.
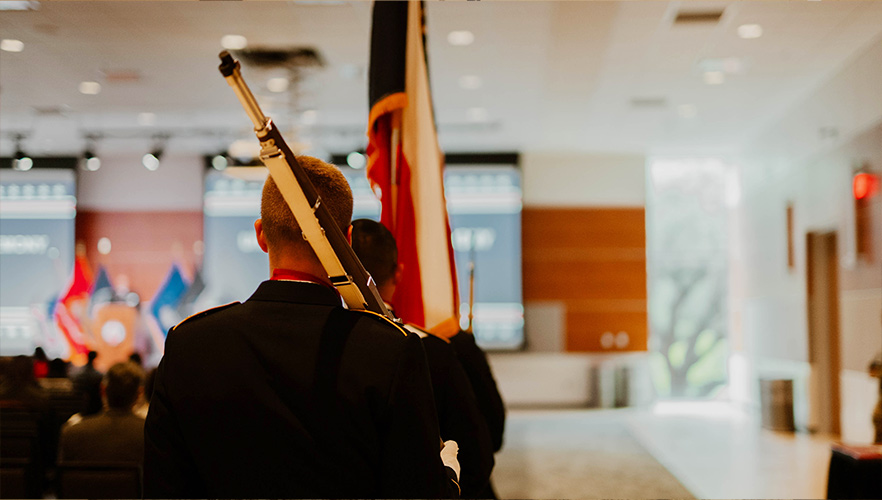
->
[493,403,838,499]
[627,401,837,499]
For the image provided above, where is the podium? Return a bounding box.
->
[826,443,882,499]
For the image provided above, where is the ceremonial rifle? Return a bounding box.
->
[218,51,390,318]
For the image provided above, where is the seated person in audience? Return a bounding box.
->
[0,355,49,410]
[39,358,74,394]
[71,351,104,417]
[32,347,49,379]
[134,367,156,419]
[351,218,495,498]
[145,157,459,499]
[59,361,145,464]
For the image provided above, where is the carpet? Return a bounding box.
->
[491,409,695,499]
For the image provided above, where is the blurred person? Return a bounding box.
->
[0,355,48,410]
[351,218,494,498]
[59,361,145,464]
[145,156,459,498]
[71,351,104,417]
[134,367,157,419]
[128,352,143,368]
[32,347,49,378]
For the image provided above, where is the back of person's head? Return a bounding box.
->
[128,352,142,367]
[260,156,353,249]
[103,362,144,410]
[6,355,36,385]
[350,219,398,287]
[87,351,98,365]
[33,347,47,362]
[47,358,68,378]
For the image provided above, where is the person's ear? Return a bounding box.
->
[254,219,269,254]
[346,224,353,244]
[393,263,403,286]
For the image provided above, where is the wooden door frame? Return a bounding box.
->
[806,231,842,435]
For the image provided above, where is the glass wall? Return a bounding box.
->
[647,159,732,398]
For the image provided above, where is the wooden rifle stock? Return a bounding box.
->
[218,51,390,317]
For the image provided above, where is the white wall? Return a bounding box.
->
[521,152,645,208]
[77,152,204,212]
[732,35,882,439]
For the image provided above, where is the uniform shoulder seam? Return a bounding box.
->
[171,301,240,331]
[349,309,409,337]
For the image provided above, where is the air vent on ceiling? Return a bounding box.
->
[237,47,324,69]
[630,97,668,109]
[101,69,142,83]
[674,10,724,24]
[32,105,70,116]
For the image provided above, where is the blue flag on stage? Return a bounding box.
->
[87,266,114,316]
[150,264,189,336]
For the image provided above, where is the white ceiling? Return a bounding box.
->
[2,0,882,160]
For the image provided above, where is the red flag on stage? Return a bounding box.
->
[55,253,93,362]
[366,0,459,337]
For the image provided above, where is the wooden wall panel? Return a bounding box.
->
[523,207,647,352]
[75,211,203,300]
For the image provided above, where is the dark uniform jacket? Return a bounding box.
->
[144,280,458,499]
[419,333,495,498]
[449,331,506,453]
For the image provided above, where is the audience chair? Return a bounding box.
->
[56,461,142,499]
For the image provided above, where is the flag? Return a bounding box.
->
[366,0,459,337]
[147,264,189,350]
[175,265,205,319]
[54,254,93,362]
[87,265,114,316]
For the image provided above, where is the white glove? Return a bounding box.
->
[440,439,460,481]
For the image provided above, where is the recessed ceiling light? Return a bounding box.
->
[466,108,489,122]
[447,31,475,46]
[678,104,698,119]
[737,24,763,39]
[0,39,24,52]
[703,71,725,85]
[458,75,482,90]
[221,34,248,50]
[79,81,102,95]
[267,77,289,93]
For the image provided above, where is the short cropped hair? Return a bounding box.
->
[260,156,353,246]
[350,219,398,287]
[103,362,144,409]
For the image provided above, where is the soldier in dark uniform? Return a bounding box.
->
[144,157,459,499]
[351,218,495,498]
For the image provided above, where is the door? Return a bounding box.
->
[806,231,841,435]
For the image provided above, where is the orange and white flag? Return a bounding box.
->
[366,0,459,337]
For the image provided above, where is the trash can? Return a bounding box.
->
[614,365,630,408]
[759,379,795,431]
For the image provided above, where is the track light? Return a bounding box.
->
[82,135,101,171]
[12,135,32,171]
[83,150,101,171]
[143,135,167,171]
[142,149,162,171]
[211,152,230,170]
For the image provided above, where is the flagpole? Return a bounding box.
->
[390,112,401,232]
[466,231,476,334]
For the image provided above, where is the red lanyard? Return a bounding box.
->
[271,268,338,295]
